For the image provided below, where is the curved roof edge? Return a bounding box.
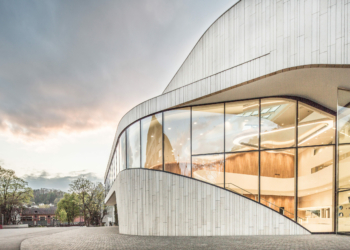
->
[162,0,242,94]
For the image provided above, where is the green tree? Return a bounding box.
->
[84,183,107,226]
[0,166,33,225]
[56,209,67,223]
[69,177,93,226]
[56,193,80,224]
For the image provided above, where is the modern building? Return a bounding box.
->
[104,0,350,236]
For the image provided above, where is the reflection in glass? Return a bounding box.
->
[127,122,140,168]
[164,108,191,176]
[338,89,350,144]
[298,146,334,232]
[192,154,224,187]
[260,149,295,220]
[141,114,162,170]
[260,98,296,149]
[225,100,259,152]
[120,132,126,171]
[337,191,350,232]
[225,152,258,201]
[298,103,335,146]
[338,145,350,190]
[192,104,224,155]
[116,142,120,175]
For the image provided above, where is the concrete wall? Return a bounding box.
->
[116,169,310,236]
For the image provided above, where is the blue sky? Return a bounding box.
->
[0,0,237,191]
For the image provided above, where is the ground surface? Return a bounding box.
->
[1,226,350,249]
[0,227,76,250]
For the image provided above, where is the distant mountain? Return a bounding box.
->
[32,188,65,205]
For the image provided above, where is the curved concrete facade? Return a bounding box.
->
[105,0,350,176]
[116,169,310,236]
[104,0,350,236]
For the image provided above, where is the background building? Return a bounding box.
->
[104,0,350,236]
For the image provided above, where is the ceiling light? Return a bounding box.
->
[194,122,197,125]
[168,128,171,130]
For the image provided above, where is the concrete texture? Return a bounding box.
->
[116,169,309,236]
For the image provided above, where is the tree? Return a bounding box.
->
[56,193,80,224]
[0,166,33,225]
[69,177,93,226]
[84,183,107,226]
[56,209,67,223]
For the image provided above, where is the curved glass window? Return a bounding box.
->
[192,154,224,187]
[339,145,350,190]
[120,132,126,171]
[116,142,120,175]
[225,151,258,201]
[106,96,337,233]
[338,89,350,144]
[260,149,295,220]
[164,108,191,176]
[192,104,224,155]
[298,103,335,146]
[225,100,259,152]
[260,98,296,149]
[127,122,140,168]
[141,114,162,170]
[298,145,334,232]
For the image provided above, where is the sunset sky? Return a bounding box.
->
[0,0,237,191]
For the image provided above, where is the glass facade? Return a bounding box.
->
[192,104,224,155]
[192,154,224,187]
[105,97,336,233]
[338,89,350,233]
[298,146,334,232]
[260,149,295,220]
[225,151,258,201]
[127,122,140,168]
[141,114,162,170]
[163,108,191,176]
[260,98,296,149]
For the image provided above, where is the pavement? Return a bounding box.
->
[1,226,350,249]
[0,227,78,250]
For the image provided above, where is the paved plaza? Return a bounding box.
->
[2,226,350,249]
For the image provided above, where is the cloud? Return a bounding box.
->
[0,0,235,141]
[23,170,103,192]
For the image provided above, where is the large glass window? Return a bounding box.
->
[298,145,334,232]
[225,151,258,201]
[337,190,350,232]
[192,154,224,187]
[338,145,350,190]
[260,98,296,149]
[164,108,191,176]
[338,89,350,144]
[225,100,259,152]
[116,142,120,175]
[127,122,141,168]
[298,103,335,147]
[192,104,224,155]
[260,149,295,220]
[120,132,126,171]
[141,114,163,170]
[107,97,337,233]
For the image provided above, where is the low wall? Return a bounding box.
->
[116,169,311,236]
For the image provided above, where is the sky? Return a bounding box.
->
[0,0,237,191]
